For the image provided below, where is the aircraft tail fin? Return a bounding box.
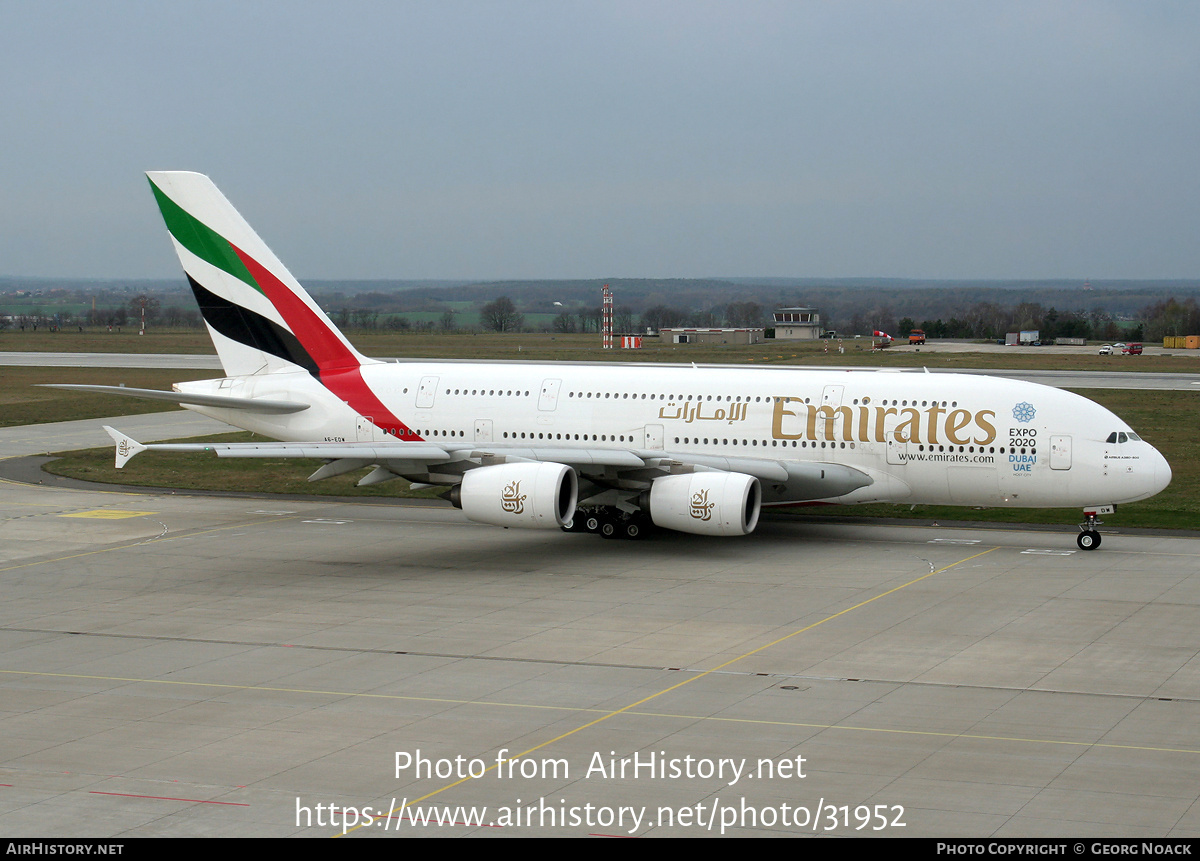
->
[146,171,371,377]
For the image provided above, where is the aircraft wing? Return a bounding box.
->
[103,427,647,472]
[103,427,871,500]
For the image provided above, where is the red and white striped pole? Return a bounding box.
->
[602,284,613,350]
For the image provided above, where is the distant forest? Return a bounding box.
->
[3,276,1200,341]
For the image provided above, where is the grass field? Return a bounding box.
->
[43,431,449,501]
[6,326,1200,370]
[1,328,215,354]
[0,366,222,427]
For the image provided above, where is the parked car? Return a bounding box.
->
[1098,344,1113,355]
[1121,343,1143,355]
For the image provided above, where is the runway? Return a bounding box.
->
[2,472,1198,837]
[4,349,1199,837]
[6,350,1200,391]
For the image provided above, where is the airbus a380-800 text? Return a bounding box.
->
[61,172,1171,550]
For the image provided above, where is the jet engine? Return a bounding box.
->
[451,462,578,529]
[644,472,761,536]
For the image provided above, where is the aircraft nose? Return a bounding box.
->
[1151,446,1172,495]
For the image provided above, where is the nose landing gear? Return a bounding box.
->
[1077,507,1110,550]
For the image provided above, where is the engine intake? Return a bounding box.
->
[454,462,578,529]
[646,472,761,536]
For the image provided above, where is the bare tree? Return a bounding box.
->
[481,296,523,332]
[352,309,379,330]
[640,305,687,332]
[552,311,577,333]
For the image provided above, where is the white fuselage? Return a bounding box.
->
[177,361,1172,511]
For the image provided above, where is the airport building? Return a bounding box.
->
[659,327,765,345]
[771,306,822,340]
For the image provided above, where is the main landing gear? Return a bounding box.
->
[562,506,651,540]
[1077,510,1103,551]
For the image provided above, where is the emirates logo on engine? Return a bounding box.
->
[501,480,526,514]
[689,489,715,521]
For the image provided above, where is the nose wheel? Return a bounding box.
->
[1076,530,1101,551]
[1077,510,1104,551]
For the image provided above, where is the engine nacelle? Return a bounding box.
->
[454,462,578,529]
[646,472,761,536]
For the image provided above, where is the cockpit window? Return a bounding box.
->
[1106,431,1142,444]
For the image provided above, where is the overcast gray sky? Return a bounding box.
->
[2,1,1198,280]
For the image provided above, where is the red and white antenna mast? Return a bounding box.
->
[602,284,613,350]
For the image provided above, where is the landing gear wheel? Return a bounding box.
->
[1077,509,1105,551]
[584,514,601,532]
[623,520,642,540]
[561,518,586,533]
[599,519,618,539]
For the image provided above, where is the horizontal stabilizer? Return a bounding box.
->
[42,384,309,414]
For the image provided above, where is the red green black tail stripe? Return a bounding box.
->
[149,178,257,291]
[151,176,421,441]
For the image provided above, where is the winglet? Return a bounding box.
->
[104,426,146,469]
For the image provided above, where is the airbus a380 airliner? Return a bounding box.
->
[67,172,1171,550]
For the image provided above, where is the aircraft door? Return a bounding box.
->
[645,424,664,451]
[538,379,561,411]
[1050,435,1072,470]
[474,420,493,444]
[884,413,908,465]
[356,416,376,442]
[821,385,844,408]
[416,376,439,409]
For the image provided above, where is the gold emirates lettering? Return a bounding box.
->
[771,398,997,445]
